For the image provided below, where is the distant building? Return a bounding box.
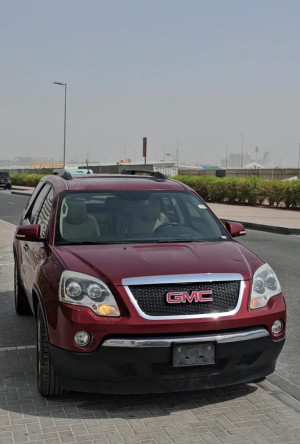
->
[243,161,264,169]
[221,153,251,168]
[261,152,273,167]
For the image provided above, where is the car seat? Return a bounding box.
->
[61,199,100,241]
[131,196,168,235]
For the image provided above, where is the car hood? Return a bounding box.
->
[55,241,263,285]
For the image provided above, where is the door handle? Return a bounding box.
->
[23,243,29,252]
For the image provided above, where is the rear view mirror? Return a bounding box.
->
[15,224,45,242]
[225,221,246,237]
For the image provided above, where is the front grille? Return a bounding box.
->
[128,281,240,317]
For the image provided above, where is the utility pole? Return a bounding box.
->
[298,143,300,178]
[255,146,259,163]
[143,137,147,168]
[54,82,67,168]
[241,133,244,169]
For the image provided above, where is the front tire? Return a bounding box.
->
[14,262,31,315]
[37,304,63,396]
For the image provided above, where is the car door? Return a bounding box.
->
[20,184,53,297]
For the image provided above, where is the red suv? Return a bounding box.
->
[13,170,286,396]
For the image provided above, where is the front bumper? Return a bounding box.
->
[50,327,285,394]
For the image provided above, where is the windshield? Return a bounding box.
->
[55,190,229,245]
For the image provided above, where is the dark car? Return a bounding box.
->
[0,171,12,189]
[13,169,286,397]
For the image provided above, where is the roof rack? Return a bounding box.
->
[121,169,167,180]
[52,169,73,180]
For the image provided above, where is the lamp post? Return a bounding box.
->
[298,143,300,179]
[241,133,244,169]
[54,82,67,168]
[255,146,259,164]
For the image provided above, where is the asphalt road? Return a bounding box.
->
[0,190,299,392]
[0,189,29,225]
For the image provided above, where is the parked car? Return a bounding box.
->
[0,171,12,189]
[13,169,286,396]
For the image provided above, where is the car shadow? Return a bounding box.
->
[0,366,258,420]
[0,289,258,420]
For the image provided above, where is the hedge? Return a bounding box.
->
[174,175,300,209]
[11,173,44,187]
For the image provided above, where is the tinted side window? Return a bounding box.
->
[37,188,54,237]
[23,181,45,214]
[28,184,51,224]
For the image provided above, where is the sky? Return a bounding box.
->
[1,0,300,167]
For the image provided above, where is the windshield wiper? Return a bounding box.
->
[59,241,109,246]
[155,238,204,243]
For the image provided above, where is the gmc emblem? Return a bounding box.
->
[166,290,213,304]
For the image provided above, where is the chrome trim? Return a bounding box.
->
[122,273,244,286]
[122,273,245,320]
[102,328,269,348]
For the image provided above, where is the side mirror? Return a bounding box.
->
[225,221,246,237]
[15,224,45,242]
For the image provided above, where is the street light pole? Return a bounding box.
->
[241,133,244,169]
[54,82,67,168]
[298,143,300,179]
[255,146,259,164]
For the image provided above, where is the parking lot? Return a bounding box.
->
[0,220,300,443]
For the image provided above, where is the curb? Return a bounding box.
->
[11,189,32,196]
[267,373,300,403]
[220,219,300,235]
[259,377,300,413]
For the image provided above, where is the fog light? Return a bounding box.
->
[271,320,284,334]
[74,331,91,347]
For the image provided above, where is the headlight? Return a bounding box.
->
[59,271,120,317]
[250,263,281,309]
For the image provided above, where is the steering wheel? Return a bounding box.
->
[153,222,181,234]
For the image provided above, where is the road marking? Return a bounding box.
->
[6,202,15,205]
[0,263,14,266]
[0,345,36,353]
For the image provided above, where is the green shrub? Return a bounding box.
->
[175,174,300,209]
[174,175,211,201]
[256,180,271,205]
[206,177,225,202]
[11,173,44,187]
[10,173,25,186]
[290,180,300,208]
[235,177,259,205]
[281,181,300,208]
[222,177,239,204]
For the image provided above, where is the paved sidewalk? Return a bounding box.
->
[0,219,16,247]
[209,203,300,235]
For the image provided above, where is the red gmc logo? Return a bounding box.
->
[166,290,213,304]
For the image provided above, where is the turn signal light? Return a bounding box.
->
[96,304,120,317]
[250,298,263,309]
